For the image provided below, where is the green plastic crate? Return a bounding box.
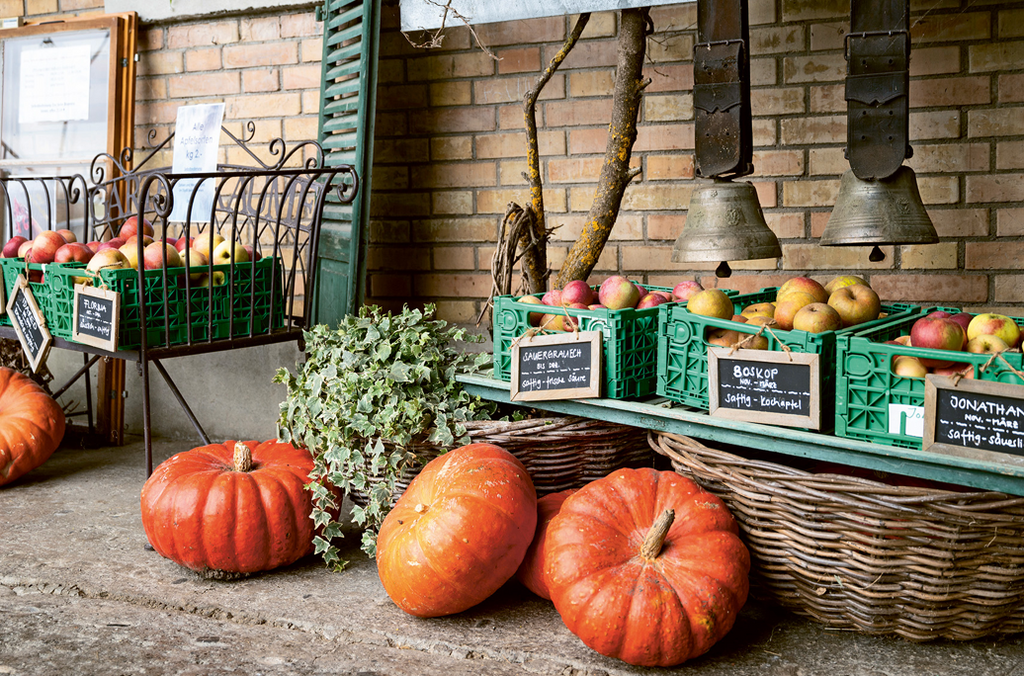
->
[835,310,1024,449]
[656,287,920,422]
[0,258,62,335]
[492,282,688,399]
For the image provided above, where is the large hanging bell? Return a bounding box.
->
[671,179,782,263]
[820,166,938,246]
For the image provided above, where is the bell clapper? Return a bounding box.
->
[716,260,732,278]
[869,245,885,262]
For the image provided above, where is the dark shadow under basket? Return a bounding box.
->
[649,430,1024,642]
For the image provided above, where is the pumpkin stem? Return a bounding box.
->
[233,442,253,472]
[640,509,675,560]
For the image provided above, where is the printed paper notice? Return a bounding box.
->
[19,44,91,123]
[169,103,224,222]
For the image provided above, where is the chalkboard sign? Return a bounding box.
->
[708,347,822,429]
[72,284,120,352]
[6,274,51,373]
[923,375,1024,464]
[510,330,602,402]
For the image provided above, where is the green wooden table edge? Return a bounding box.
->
[457,371,1024,496]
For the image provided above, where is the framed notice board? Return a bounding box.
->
[923,375,1024,467]
[708,347,822,430]
[510,331,602,402]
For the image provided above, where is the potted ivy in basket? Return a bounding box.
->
[274,304,496,569]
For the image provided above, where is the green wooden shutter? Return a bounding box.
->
[313,0,381,326]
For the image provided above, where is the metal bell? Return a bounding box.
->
[671,179,782,263]
[820,166,938,246]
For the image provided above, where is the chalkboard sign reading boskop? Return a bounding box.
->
[924,375,1024,463]
[708,347,822,429]
[6,274,51,374]
[72,284,120,352]
[510,330,602,402]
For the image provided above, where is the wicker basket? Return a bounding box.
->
[351,415,653,506]
[649,430,1024,641]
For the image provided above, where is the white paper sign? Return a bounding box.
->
[889,404,925,438]
[19,44,91,123]
[169,103,224,222]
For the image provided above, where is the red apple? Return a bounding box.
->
[174,236,194,253]
[636,293,670,310]
[967,313,1020,349]
[120,215,154,240]
[827,284,881,328]
[653,290,674,302]
[948,312,974,333]
[28,230,67,264]
[773,291,817,331]
[54,242,94,265]
[686,289,734,320]
[909,316,967,368]
[598,276,641,310]
[561,279,594,306]
[541,289,563,307]
[792,302,843,334]
[243,244,262,263]
[55,228,77,243]
[633,283,647,298]
[926,310,953,319]
[777,276,829,304]
[587,303,605,310]
[933,363,974,379]
[85,241,102,253]
[16,239,33,258]
[2,236,27,258]
[671,280,703,302]
[143,242,183,270]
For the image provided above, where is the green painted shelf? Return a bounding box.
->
[457,371,1024,496]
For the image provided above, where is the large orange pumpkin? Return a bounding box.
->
[140,440,318,575]
[0,367,65,487]
[544,467,750,667]
[515,488,575,600]
[376,443,537,618]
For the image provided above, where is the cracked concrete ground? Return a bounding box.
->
[2,438,1024,676]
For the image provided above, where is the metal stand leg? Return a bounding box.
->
[141,355,153,476]
[153,359,211,446]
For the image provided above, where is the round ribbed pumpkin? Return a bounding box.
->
[140,440,317,575]
[515,488,575,600]
[544,467,750,667]
[376,443,537,618]
[0,367,65,487]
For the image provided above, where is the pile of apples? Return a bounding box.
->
[888,310,1022,379]
[0,217,256,287]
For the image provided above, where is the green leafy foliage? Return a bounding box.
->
[275,304,495,568]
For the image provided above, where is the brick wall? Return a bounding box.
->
[371,0,1024,323]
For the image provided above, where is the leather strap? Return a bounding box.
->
[693,0,752,179]
[845,0,911,180]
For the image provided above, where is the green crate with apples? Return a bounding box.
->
[835,309,1024,449]
[0,258,61,334]
[491,278,690,400]
[655,284,919,420]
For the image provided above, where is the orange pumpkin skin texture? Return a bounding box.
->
[515,488,576,600]
[544,467,750,668]
[140,440,317,575]
[0,367,65,487]
[376,443,538,618]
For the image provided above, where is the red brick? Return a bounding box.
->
[549,39,617,71]
[368,273,412,298]
[648,214,685,241]
[366,246,430,271]
[648,34,695,63]
[168,71,240,99]
[283,64,322,91]
[433,246,477,270]
[911,12,990,44]
[645,65,695,93]
[281,12,320,39]
[909,47,960,77]
[999,74,1024,103]
[998,208,1024,236]
[751,87,806,116]
[430,82,472,107]
[374,138,430,164]
[138,27,164,52]
[645,94,694,122]
[994,276,1024,303]
[780,116,845,145]
[809,84,846,113]
[544,99,613,127]
[783,54,845,84]
[475,17,564,47]
[547,158,606,183]
[223,42,298,69]
[966,242,1024,269]
[970,41,1024,73]
[368,219,411,247]
[910,77,990,108]
[910,111,962,140]
[415,273,492,297]
[497,47,541,74]
[966,174,1024,203]
[377,84,430,111]
[646,155,695,181]
[185,47,222,72]
[751,26,805,55]
[408,106,496,135]
[240,16,281,41]
[782,0,847,23]
[751,150,804,176]
[928,209,989,238]
[809,22,846,51]
[868,275,988,303]
[635,124,695,152]
[570,71,614,98]
[408,52,495,81]
[242,69,279,94]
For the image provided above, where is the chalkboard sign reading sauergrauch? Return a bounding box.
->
[510,331,602,402]
[6,274,51,374]
[924,375,1024,463]
[72,284,120,352]
[708,347,822,429]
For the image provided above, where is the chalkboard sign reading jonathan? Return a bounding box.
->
[924,375,1024,465]
[510,330,602,402]
[6,274,52,374]
[708,347,822,429]
[72,284,120,352]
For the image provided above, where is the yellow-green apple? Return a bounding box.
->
[598,276,641,310]
[54,242,94,264]
[517,295,545,326]
[671,280,703,301]
[773,291,817,330]
[732,327,769,350]
[539,313,565,332]
[193,233,226,258]
[909,316,966,367]
[56,229,77,243]
[86,248,129,275]
[746,315,775,328]
[28,230,67,264]
[741,302,775,319]
[777,276,828,304]
[143,242,183,270]
[17,239,32,257]
[541,289,563,307]
[120,215,154,240]
[686,288,734,319]
[966,334,1009,355]
[198,271,225,287]
[562,302,589,330]
[211,239,250,265]
[827,284,881,327]
[561,279,595,306]
[706,327,742,347]
[967,313,1021,349]
[2,236,27,258]
[637,293,670,310]
[792,302,843,334]
[183,248,209,283]
[824,275,868,296]
[892,355,927,378]
[118,242,142,269]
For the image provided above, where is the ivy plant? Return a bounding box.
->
[275,304,495,569]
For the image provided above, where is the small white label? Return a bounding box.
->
[889,404,925,437]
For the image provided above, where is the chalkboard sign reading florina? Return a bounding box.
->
[510,330,602,402]
[6,274,51,374]
[708,347,822,429]
[924,375,1024,463]
[72,284,120,352]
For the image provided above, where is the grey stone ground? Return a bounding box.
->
[2,438,1024,676]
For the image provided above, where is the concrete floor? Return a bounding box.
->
[2,437,1024,675]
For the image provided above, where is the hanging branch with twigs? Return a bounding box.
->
[403,0,499,60]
